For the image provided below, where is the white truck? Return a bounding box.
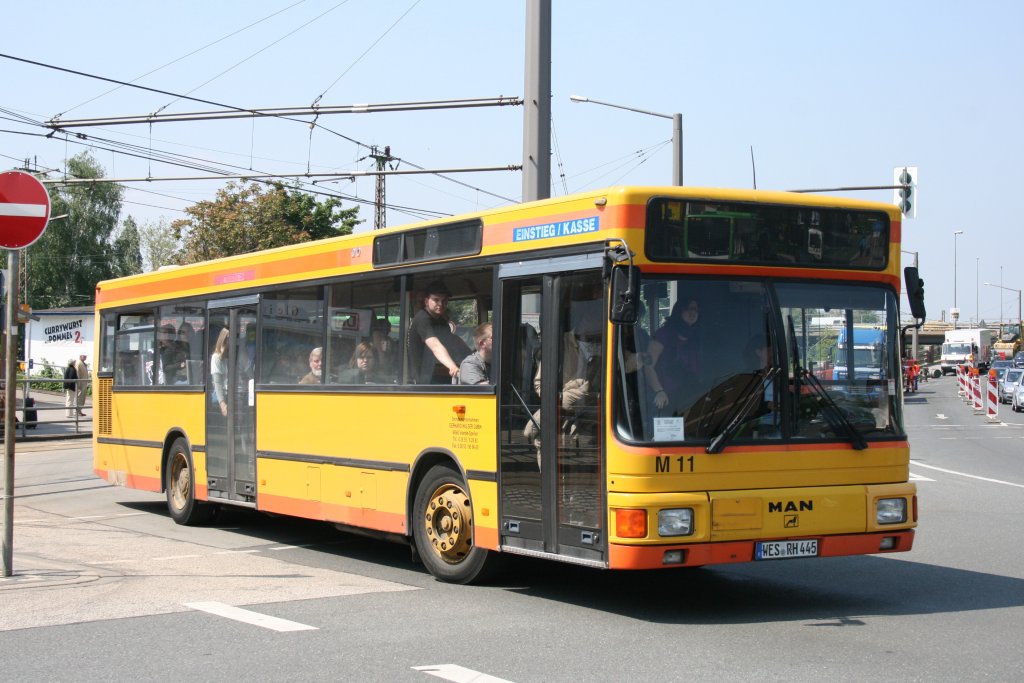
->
[940,328,995,375]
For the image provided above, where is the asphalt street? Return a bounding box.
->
[1,375,1022,682]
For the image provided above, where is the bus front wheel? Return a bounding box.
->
[413,464,490,584]
[166,438,215,526]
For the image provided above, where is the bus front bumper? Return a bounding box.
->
[607,529,914,570]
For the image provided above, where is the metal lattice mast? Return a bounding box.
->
[370,145,392,230]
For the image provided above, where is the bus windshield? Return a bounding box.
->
[614,277,902,445]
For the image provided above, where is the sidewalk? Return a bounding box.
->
[3,389,92,441]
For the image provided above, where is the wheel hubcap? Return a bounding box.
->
[423,483,472,564]
[170,454,190,510]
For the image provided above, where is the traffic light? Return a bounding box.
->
[893,166,918,218]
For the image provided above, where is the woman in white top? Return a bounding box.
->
[211,328,230,416]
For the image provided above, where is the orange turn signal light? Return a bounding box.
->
[615,508,647,538]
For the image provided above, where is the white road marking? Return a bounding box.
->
[152,554,202,561]
[909,473,935,482]
[71,512,146,521]
[910,461,1024,489]
[213,549,260,554]
[413,664,513,683]
[184,601,317,632]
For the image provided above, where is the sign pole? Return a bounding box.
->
[0,168,53,576]
[2,249,18,577]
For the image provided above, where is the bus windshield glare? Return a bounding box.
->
[614,277,903,445]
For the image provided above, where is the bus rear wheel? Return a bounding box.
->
[413,465,490,584]
[166,438,215,526]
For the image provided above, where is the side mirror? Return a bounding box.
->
[904,266,926,321]
[610,266,639,325]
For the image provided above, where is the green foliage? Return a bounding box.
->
[21,360,66,392]
[138,218,179,271]
[173,181,361,264]
[111,215,143,277]
[26,152,124,309]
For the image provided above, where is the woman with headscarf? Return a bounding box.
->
[645,296,703,414]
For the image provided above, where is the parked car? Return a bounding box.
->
[1013,381,1024,412]
[999,368,1024,404]
[991,359,1014,372]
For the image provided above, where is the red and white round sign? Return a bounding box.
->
[0,170,52,249]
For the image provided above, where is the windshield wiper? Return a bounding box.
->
[799,367,867,450]
[706,367,780,454]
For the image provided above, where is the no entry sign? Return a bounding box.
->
[0,170,51,249]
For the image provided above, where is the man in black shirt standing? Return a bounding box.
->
[408,281,471,384]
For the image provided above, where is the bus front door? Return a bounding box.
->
[206,303,258,505]
[498,261,605,566]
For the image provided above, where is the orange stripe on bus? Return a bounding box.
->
[97,249,353,306]
[474,524,499,551]
[608,530,914,569]
[258,492,407,534]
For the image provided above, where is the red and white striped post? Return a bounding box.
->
[987,373,1000,421]
[972,370,984,413]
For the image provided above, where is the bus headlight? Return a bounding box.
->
[658,508,694,537]
[876,498,907,524]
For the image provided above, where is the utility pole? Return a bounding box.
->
[522,0,551,202]
[370,145,393,230]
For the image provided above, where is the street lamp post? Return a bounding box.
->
[569,95,683,185]
[953,230,964,328]
[984,282,1022,350]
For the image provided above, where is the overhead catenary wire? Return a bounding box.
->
[153,0,353,115]
[1,57,523,219]
[56,0,312,117]
[313,0,421,104]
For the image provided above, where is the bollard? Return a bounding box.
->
[987,374,1000,422]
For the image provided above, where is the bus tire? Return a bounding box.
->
[165,438,214,526]
[412,464,491,584]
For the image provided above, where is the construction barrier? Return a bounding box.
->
[987,374,1000,421]
[957,365,967,399]
[972,371,984,413]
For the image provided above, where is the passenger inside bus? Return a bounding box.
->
[298,347,323,384]
[338,342,379,384]
[407,280,471,383]
[524,287,604,463]
[370,317,397,382]
[742,334,780,438]
[459,322,493,385]
[645,296,703,416]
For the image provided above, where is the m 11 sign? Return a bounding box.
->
[0,170,52,249]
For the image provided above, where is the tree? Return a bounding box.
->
[26,152,123,309]
[173,181,361,264]
[111,216,143,278]
[138,218,179,272]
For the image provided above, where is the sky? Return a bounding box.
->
[2,0,1022,323]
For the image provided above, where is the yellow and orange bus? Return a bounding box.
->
[93,186,922,583]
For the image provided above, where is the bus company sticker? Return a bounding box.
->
[653,417,684,442]
[449,415,481,451]
[512,216,600,242]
